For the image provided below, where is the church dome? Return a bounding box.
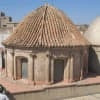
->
[85,17,100,46]
[3,4,89,49]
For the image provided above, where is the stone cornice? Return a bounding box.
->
[29,53,37,58]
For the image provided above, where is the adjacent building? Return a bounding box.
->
[0,12,18,29]
[3,4,89,85]
[76,24,89,34]
[0,28,12,69]
[0,12,18,69]
[85,17,100,74]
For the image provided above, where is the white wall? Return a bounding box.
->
[0,29,11,68]
[0,29,11,48]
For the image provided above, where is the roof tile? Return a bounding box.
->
[3,4,89,48]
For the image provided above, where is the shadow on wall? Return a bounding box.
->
[88,46,100,75]
[2,51,5,69]
[8,93,16,100]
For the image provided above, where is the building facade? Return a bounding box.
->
[0,11,18,29]
[3,4,89,85]
[0,12,18,69]
[85,17,100,74]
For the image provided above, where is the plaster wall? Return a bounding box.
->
[34,52,49,83]
[6,47,88,84]
[0,52,2,68]
[7,49,14,78]
[0,33,10,48]
[73,52,81,80]
[8,83,100,100]
[14,49,50,83]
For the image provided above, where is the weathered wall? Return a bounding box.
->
[6,47,88,84]
[6,49,14,78]
[8,83,100,100]
[0,32,10,48]
[73,51,81,80]
[0,50,3,68]
[50,47,88,81]
[34,51,49,83]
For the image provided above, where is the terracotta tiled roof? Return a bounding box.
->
[2,4,89,48]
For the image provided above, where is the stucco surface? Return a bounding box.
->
[5,47,88,84]
[85,17,100,45]
[63,93,100,100]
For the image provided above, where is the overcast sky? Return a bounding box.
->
[0,0,100,24]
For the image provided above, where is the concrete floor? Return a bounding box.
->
[63,94,100,100]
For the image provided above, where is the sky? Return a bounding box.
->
[0,0,100,24]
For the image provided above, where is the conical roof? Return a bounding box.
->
[3,4,89,49]
[85,17,100,46]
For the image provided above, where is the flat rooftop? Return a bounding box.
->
[0,71,100,94]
